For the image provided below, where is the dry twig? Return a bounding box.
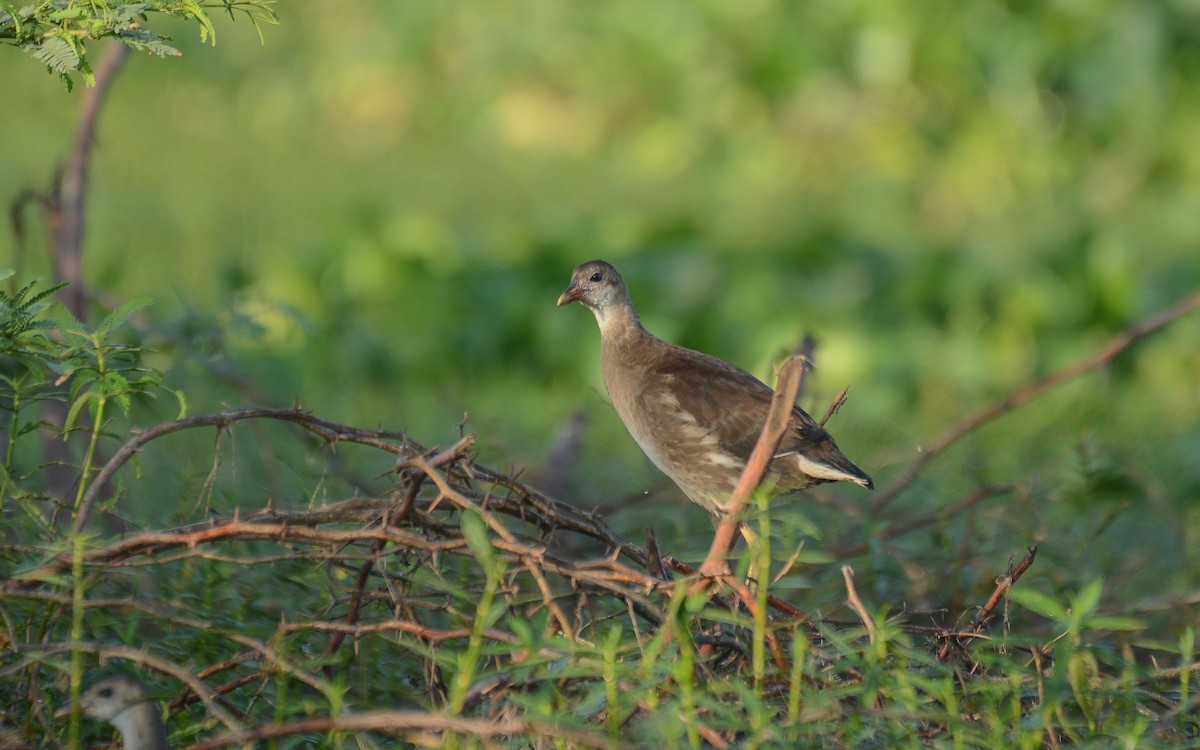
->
[187,710,608,750]
[970,545,1038,633]
[841,566,877,645]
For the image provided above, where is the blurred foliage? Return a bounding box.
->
[2,0,1199,637]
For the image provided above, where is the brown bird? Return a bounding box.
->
[557,260,872,523]
[80,675,171,750]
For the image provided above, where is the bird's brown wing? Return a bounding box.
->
[645,346,820,453]
[647,345,871,489]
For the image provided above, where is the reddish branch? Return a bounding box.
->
[285,618,522,647]
[469,464,649,567]
[693,354,808,584]
[663,555,811,623]
[326,434,476,665]
[9,520,465,591]
[818,386,850,428]
[680,355,809,668]
[933,545,1040,663]
[969,545,1038,632]
[9,593,328,705]
[70,407,654,571]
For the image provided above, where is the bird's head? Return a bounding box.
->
[557,260,631,319]
[78,675,152,721]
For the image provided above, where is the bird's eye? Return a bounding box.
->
[589,272,602,282]
[99,688,112,698]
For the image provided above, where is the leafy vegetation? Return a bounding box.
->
[1,0,1199,747]
[0,0,276,89]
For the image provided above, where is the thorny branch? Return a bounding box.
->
[72,406,422,534]
[324,434,477,666]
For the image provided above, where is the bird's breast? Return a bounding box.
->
[602,368,746,508]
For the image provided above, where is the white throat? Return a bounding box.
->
[589,304,611,330]
[109,704,167,750]
[589,302,639,337]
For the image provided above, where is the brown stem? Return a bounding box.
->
[46,42,131,320]
[970,545,1038,632]
[841,565,876,644]
[693,354,808,584]
[187,711,607,750]
[872,287,1200,514]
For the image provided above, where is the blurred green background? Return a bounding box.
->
[4,1,1199,615]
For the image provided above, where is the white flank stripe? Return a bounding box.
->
[791,453,866,485]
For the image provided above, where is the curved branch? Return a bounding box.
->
[187,710,607,750]
[19,642,245,732]
[72,407,418,534]
[871,287,1200,513]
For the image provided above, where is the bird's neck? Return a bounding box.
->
[591,302,642,339]
[598,307,661,376]
[111,704,170,749]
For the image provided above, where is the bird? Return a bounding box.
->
[557,260,872,525]
[80,675,171,750]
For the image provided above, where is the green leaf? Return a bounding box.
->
[116,27,182,58]
[47,6,84,21]
[1008,588,1068,622]
[1071,579,1104,623]
[1084,616,1144,631]
[64,390,97,434]
[111,3,153,24]
[177,0,216,44]
[22,281,69,312]
[460,507,497,578]
[113,389,132,417]
[96,297,152,337]
[68,370,100,403]
[14,568,72,587]
[1067,653,1096,729]
[0,5,25,40]
[28,36,81,76]
[17,418,54,438]
[102,370,131,397]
